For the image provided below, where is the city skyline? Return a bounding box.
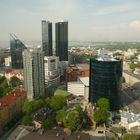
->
[0,0,140,43]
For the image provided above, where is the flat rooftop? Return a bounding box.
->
[96,54,118,61]
[66,64,89,72]
[121,111,140,123]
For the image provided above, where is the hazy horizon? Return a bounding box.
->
[0,0,140,43]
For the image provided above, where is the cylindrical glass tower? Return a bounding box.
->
[89,57,123,110]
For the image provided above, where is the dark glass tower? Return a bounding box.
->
[10,34,26,69]
[42,20,52,56]
[89,56,123,110]
[55,21,68,61]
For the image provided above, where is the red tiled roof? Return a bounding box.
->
[136,99,140,104]
[5,69,23,76]
[0,88,26,110]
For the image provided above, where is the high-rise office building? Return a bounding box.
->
[10,34,26,69]
[23,48,45,100]
[44,56,60,88]
[42,20,52,56]
[89,55,122,110]
[55,21,68,61]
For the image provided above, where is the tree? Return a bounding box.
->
[64,110,81,131]
[97,98,110,111]
[94,109,110,125]
[121,133,139,140]
[50,95,67,111]
[23,99,46,114]
[22,115,32,126]
[0,86,4,97]
[9,76,21,87]
[39,91,46,99]
[56,109,67,124]
[41,118,53,129]
[0,76,6,84]
[32,99,45,111]
[45,97,51,106]
[110,137,115,140]
[22,100,34,114]
[74,106,83,115]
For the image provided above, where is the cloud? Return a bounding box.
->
[129,20,140,29]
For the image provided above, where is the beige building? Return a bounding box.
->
[67,77,89,100]
[123,70,140,86]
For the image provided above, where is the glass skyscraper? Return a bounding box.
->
[89,56,123,110]
[42,20,52,56]
[55,21,68,61]
[10,34,26,69]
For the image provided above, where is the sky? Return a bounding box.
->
[0,0,140,42]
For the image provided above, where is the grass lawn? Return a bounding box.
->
[54,89,70,97]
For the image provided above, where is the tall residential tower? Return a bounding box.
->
[23,48,45,100]
[42,20,53,56]
[55,21,68,61]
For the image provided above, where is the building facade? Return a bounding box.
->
[121,111,140,133]
[42,20,52,56]
[68,77,89,100]
[5,69,24,81]
[89,56,123,110]
[0,88,26,132]
[44,56,60,88]
[65,64,89,82]
[5,56,11,67]
[10,34,26,69]
[23,49,45,100]
[55,21,68,61]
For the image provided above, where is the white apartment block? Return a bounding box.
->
[67,77,89,100]
[5,56,11,67]
[44,56,60,87]
[120,111,140,130]
[23,48,45,100]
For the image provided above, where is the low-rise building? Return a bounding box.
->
[5,69,24,81]
[5,56,11,67]
[65,64,89,82]
[44,56,60,88]
[0,88,26,131]
[120,111,140,131]
[67,77,89,100]
[123,70,140,86]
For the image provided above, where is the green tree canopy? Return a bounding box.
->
[64,110,82,131]
[50,95,67,111]
[94,108,110,125]
[0,76,12,98]
[22,115,32,126]
[41,118,53,130]
[23,100,34,114]
[9,76,21,87]
[0,76,6,84]
[121,133,139,140]
[39,91,46,99]
[56,109,67,124]
[97,98,110,111]
[23,99,46,114]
